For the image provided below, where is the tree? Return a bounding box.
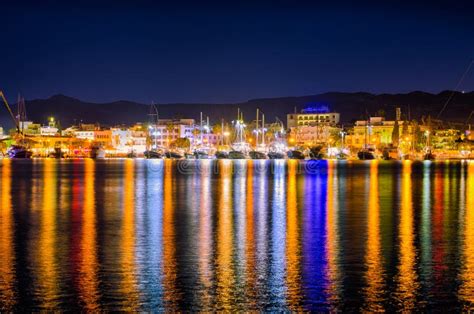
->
[166,123,174,148]
[376,109,386,118]
[171,137,190,149]
[392,119,399,147]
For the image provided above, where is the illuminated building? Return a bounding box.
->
[345,117,415,149]
[289,125,341,146]
[286,106,340,128]
[287,105,341,146]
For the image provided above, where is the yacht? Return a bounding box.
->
[7,145,32,159]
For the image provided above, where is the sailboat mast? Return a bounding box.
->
[206,116,209,147]
[221,118,224,146]
[256,108,259,146]
[262,113,265,146]
[200,112,203,145]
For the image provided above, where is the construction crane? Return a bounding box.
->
[0,90,21,134]
[465,110,474,134]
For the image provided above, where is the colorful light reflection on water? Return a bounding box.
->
[1,159,474,311]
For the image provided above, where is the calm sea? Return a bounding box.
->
[0,159,473,311]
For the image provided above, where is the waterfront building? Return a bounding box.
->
[74,130,95,140]
[289,125,341,146]
[287,106,340,128]
[18,121,41,135]
[345,117,414,149]
[286,105,341,146]
[111,128,132,154]
[129,123,147,153]
[94,129,112,148]
[431,129,462,150]
[149,119,195,148]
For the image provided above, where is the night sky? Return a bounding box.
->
[2,1,474,104]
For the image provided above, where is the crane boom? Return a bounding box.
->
[465,110,474,126]
[0,91,20,133]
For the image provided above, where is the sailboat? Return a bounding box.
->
[267,118,287,159]
[144,103,164,159]
[249,109,268,159]
[357,117,376,160]
[423,125,435,160]
[194,112,211,159]
[229,108,249,159]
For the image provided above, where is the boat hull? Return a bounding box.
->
[357,151,375,160]
[287,150,305,160]
[228,151,247,159]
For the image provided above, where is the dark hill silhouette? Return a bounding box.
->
[1,91,472,128]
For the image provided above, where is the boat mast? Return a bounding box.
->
[206,115,210,147]
[255,108,259,147]
[200,112,203,146]
[262,112,265,147]
[221,118,225,146]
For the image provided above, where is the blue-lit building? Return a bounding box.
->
[286,105,340,128]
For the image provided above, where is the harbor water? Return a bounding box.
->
[0,158,473,311]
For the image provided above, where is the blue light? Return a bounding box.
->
[302,103,330,114]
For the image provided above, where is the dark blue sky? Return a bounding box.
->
[2,1,473,104]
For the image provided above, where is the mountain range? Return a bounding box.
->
[1,91,473,129]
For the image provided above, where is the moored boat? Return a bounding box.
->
[144,150,163,159]
[215,151,229,159]
[194,150,210,159]
[267,151,286,159]
[7,145,32,159]
[249,151,267,159]
[287,150,305,160]
[165,151,184,159]
[90,146,106,159]
[357,149,376,160]
[228,150,247,159]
